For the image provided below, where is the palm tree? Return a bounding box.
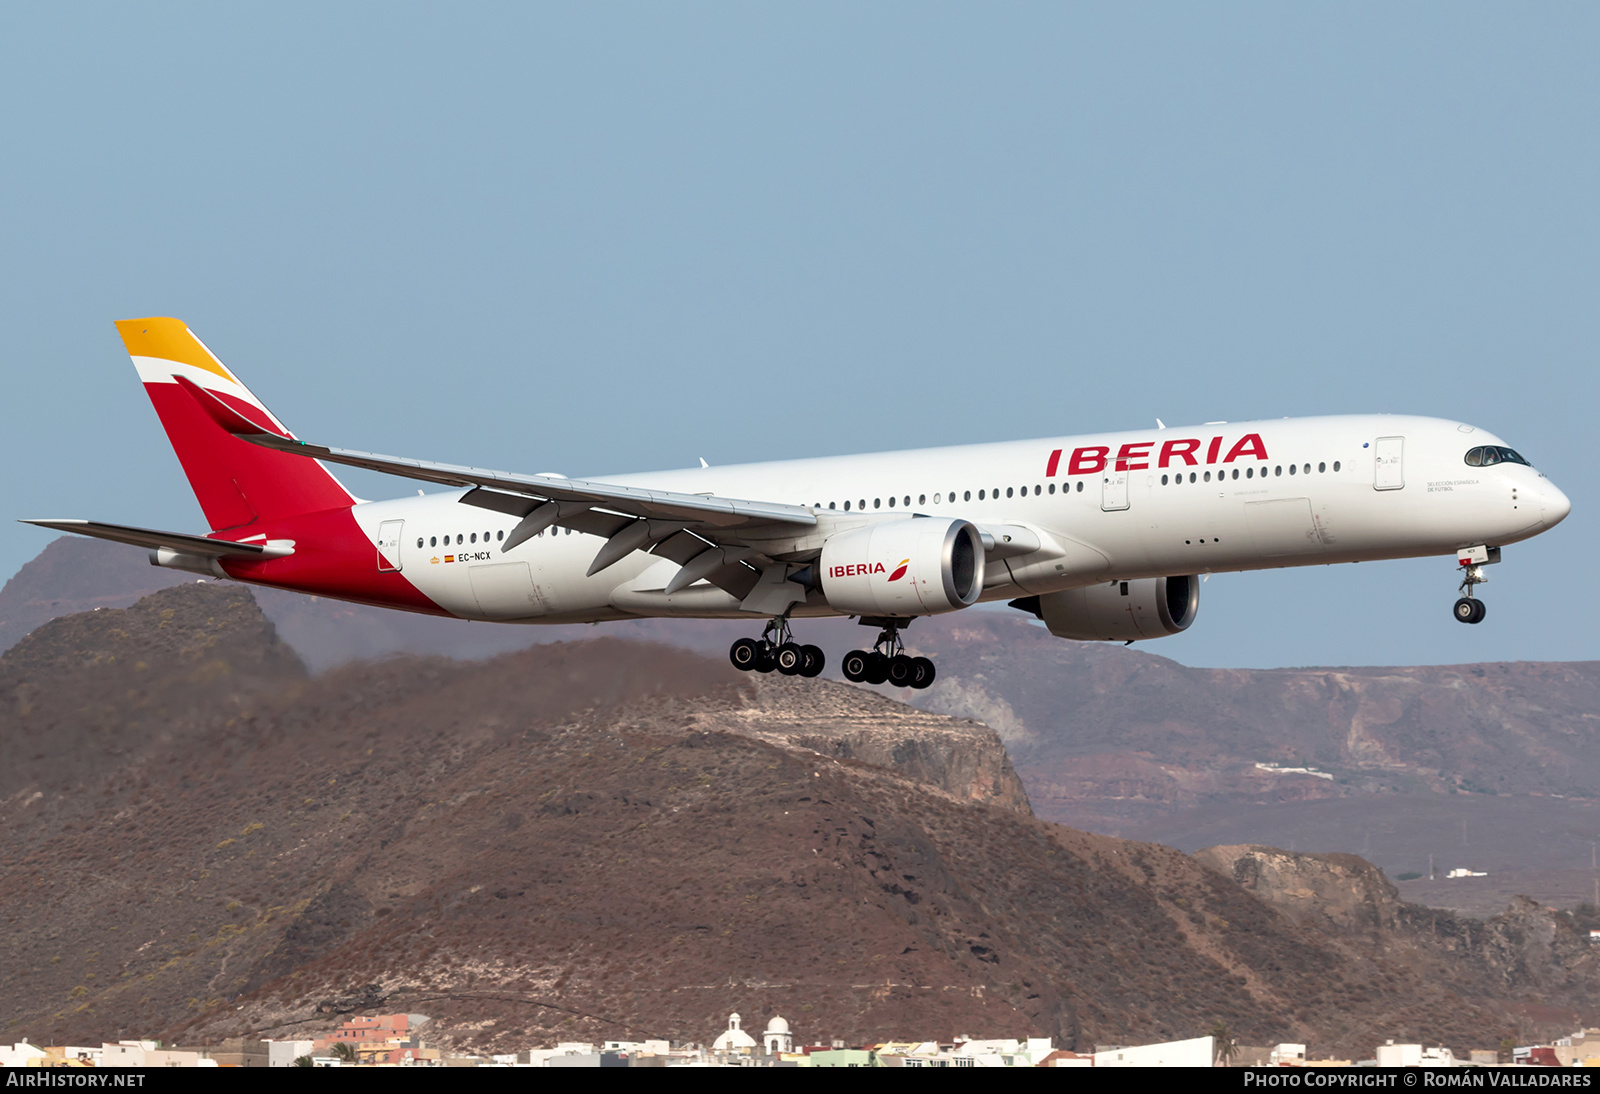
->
[1208,1020,1237,1067]
[331,1041,358,1064]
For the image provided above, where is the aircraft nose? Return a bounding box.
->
[1542,480,1572,528]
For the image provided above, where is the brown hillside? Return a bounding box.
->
[4,585,1594,1057]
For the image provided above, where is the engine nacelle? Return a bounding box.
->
[1017,575,1199,641]
[819,518,984,617]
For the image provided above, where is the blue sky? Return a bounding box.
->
[2,4,1594,668]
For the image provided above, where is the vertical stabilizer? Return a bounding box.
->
[116,318,353,531]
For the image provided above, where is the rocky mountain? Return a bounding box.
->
[3,584,1597,1057]
[7,536,1598,911]
[0,535,189,656]
[1196,846,1600,1028]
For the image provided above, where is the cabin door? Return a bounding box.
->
[376,520,404,572]
[1101,468,1130,511]
[1374,436,1405,491]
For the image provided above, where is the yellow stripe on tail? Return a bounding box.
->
[114,317,237,383]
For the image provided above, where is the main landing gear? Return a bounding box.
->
[841,620,936,690]
[1452,548,1497,625]
[729,617,824,677]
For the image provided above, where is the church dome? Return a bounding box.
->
[712,1012,756,1052]
[765,1016,790,1035]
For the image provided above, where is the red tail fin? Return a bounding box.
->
[116,318,354,531]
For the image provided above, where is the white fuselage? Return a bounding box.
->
[347,414,1569,625]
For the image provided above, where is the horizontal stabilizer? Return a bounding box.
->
[20,519,279,558]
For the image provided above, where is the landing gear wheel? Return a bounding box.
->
[864,651,890,686]
[775,642,804,676]
[846,619,940,688]
[887,654,915,688]
[1454,556,1492,626]
[800,645,826,678]
[729,637,762,671]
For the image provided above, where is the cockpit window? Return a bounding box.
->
[1464,445,1531,468]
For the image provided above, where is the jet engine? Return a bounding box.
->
[1013,575,1199,641]
[818,518,984,616]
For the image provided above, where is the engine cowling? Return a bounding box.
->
[1018,575,1199,641]
[819,518,984,616]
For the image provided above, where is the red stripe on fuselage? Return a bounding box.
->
[218,505,450,616]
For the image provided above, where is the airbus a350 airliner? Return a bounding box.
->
[27,319,1571,689]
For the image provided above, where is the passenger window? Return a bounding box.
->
[978,489,986,500]
[1289,465,1296,475]
[964,491,971,501]
[887,497,895,508]
[1034,484,1041,495]
[1203,471,1211,482]
[1077,481,1084,492]
[430,536,437,547]
[1246,467,1253,478]
[843,501,851,511]
[497,530,504,540]
[1274,467,1282,477]
[933,494,942,504]
[1048,484,1055,495]
[1303,464,1310,475]
[1006,487,1014,498]
[1232,469,1239,480]
[457,534,464,544]
[859,500,866,510]
[1318,462,1326,473]
[904,495,911,506]
[471,533,477,543]
[919,494,926,505]
[829,502,836,509]
[1161,474,1169,485]
[1333,461,1341,472]
[416,537,423,548]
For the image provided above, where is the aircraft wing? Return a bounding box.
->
[19,518,275,557]
[173,376,817,535]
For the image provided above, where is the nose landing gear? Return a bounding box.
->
[840,620,936,690]
[1452,547,1498,625]
[729,617,824,677]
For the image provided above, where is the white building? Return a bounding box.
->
[266,1039,315,1067]
[763,1016,793,1055]
[1095,1036,1215,1067]
[1376,1043,1458,1067]
[0,1044,47,1068]
[712,1014,757,1054]
[950,1038,1055,1066]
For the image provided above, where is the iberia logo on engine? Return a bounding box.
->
[829,559,911,581]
